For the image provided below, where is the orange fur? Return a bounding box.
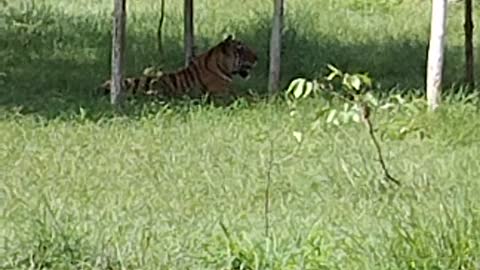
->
[100,35,257,99]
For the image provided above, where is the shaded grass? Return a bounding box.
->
[1,0,480,269]
[1,0,479,119]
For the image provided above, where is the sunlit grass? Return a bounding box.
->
[2,98,480,269]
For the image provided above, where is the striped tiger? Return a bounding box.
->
[99,35,258,99]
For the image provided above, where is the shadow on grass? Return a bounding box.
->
[0,4,473,121]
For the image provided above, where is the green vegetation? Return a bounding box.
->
[1,0,480,269]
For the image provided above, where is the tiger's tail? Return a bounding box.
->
[98,75,161,96]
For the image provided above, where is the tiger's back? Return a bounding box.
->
[99,35,257,99]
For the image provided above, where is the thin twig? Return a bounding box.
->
[361,104,401,186]
[219,220,232,241]
[264,139,275,238]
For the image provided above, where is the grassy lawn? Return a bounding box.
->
[1,0,480,269]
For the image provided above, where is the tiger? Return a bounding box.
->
[99,35,258,100]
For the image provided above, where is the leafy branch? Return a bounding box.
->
[285,64,401,186]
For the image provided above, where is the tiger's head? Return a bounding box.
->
[219,35,258,80]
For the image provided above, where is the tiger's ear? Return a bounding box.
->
[224,34,233,42]
[220,34,233,53]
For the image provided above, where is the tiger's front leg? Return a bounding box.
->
[207,87,240,106]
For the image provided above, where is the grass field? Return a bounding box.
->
[1,0,480,269]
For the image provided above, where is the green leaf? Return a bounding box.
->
[289,109,297,117]
[286,78,305,98]
[343,74,362,91]
[302,81,314,98]
[379,103,396,110]
[285,78,316,100]
[363,92,379,106]
[351,113,360,123]
[358,73,372,88]
[326,109,337,124]
[292,131,303,143]
[351,76,362,91]
[292,80,306,99]
[79,107,87,120]
[326,72,336,81]
[326,64,342,81]
[327,64,342,75]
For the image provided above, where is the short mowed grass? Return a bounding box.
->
[1,0,480,269]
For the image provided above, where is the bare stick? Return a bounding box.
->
[219,220,232,241]
[426,0,447,111]
[361,105,401,186]
[264,139,274,237]
[464,0,474,88]
[111,0,127,105]
[157,0,165,54]
[183,0,194,66]
[268,0,284,94]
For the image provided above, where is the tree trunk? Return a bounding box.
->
[268,0,284,94]
[464,0,474,88]
[184,0,194,66]
[111,0,127,105]
[157,0,165,55]
[426,0,448,111]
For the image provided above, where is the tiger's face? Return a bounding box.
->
[221,35,258,79]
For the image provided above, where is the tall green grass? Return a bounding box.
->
[2,99,480,269]
[1,0,480,269]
